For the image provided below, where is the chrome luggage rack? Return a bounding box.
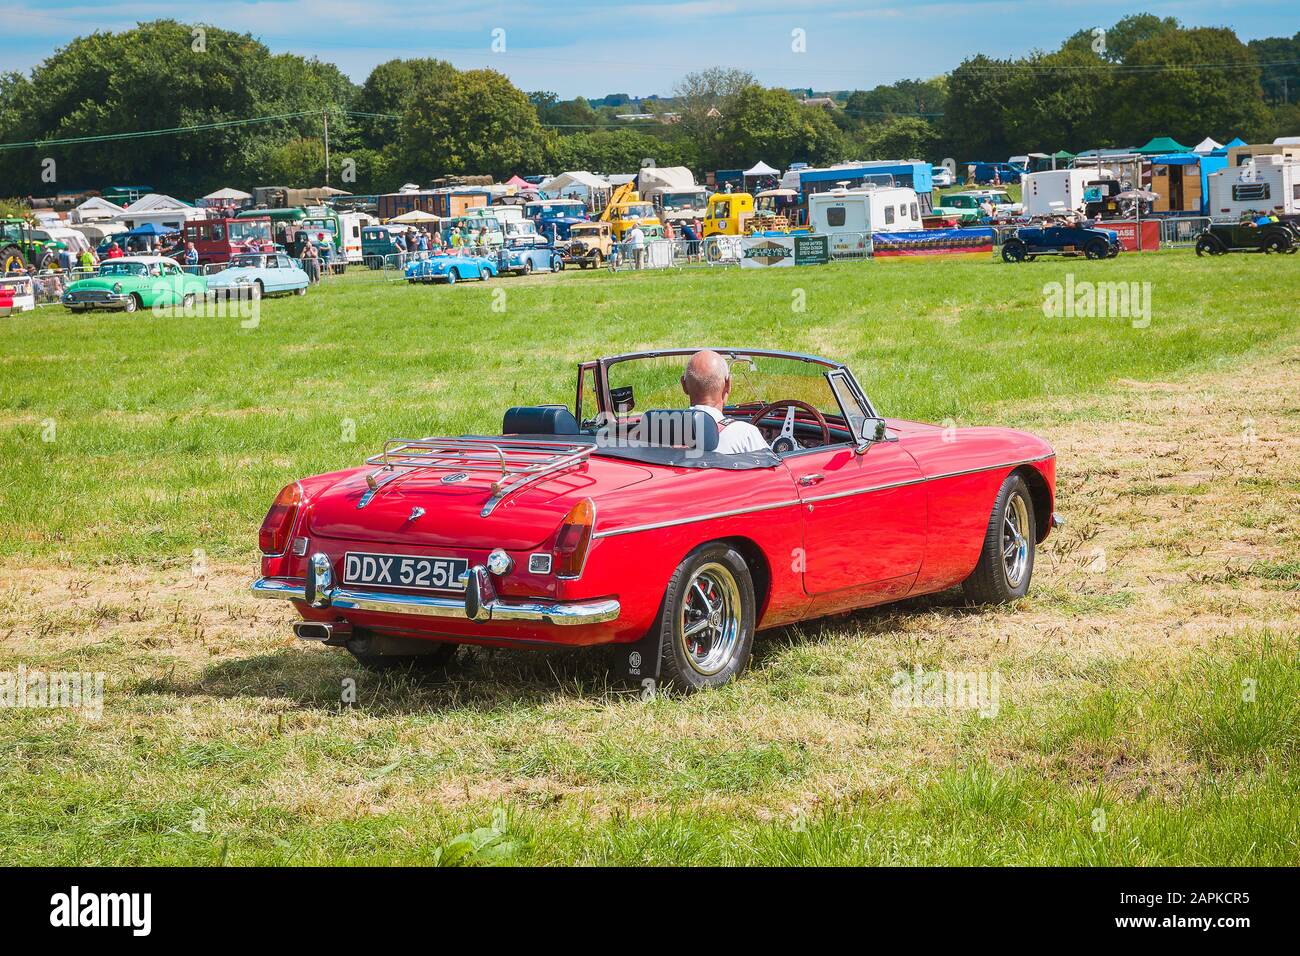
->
[362,437,595,517]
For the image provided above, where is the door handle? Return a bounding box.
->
[798,473,824,486]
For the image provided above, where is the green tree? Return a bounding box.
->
[854,117,941,161]
[1111,27,1271,144]
[942,56,1024,159]
[354,58,454,149]
[0,20,356,196]
[715,86,844,170]
[548,129,695,173]
[398,68,548,180]
[1063,13,1180,62]
[1003,48,1113,152]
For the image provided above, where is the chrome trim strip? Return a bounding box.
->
[591,455,1055,537]
[250,577,619,626]
[593,498,803,538]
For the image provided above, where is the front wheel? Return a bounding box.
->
[445,269,457,285]
[962,473,1037,605]
[1084,239,1108,260]
[655,543,755,692]
[1001,240,1026,263]
[121,294,139,314]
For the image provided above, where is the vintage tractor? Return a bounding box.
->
[0,217,57,273]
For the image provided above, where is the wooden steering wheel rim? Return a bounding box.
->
[751,398,831,447]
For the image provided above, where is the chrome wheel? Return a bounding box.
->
[679,561,742,676]
[1003,492,1031,588]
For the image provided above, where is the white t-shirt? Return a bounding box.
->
[691,404,769,455]
[626,227,645,249]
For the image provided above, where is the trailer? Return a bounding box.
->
[1021,168,1114,218]
[807,186,922,255]
[1206,155,1300,223]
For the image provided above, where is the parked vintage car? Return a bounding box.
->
[404,253,498,284]
[1001,223,1122,261]
[496,239,565,276]
[564,222,614,268]
[252,348,1059,691]
[61,256,208,312]
[207,252,310,299]
[1194,220,1298,256]
[0,275,37,316]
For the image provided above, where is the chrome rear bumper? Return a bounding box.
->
[251,559,619,627]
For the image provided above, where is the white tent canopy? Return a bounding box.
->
[71,196,125,223]
[744,161,780,177]
[387,210,440,224]
[203,186,252,201]
[540,171,611,196]
[1192,137,1223,154]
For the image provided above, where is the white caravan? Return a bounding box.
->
[807,187,922,255]
[1021,168,1114,217]
[1206,155,1300,222]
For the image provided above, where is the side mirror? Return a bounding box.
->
[854,418,894,455]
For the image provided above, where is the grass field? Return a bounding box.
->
[2,252,1298,865]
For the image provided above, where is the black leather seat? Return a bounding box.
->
[631,409,719,452]
[502,405,579,435]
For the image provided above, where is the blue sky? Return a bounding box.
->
[4,1,1296,99]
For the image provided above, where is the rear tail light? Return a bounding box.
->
[259,482,302,555]
[553,498,595,578]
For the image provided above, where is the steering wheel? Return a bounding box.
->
[751,399,830,453]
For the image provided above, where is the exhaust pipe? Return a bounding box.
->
[294,621,352,644]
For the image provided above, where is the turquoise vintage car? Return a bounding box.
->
[62,256,208,313]
[207,252,310,298]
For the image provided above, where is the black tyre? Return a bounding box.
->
[445,269,457,285]
[592,252,603,268]
[553,256,564,272]
[122,294,139,314]
[346,631,459,671]
[1195,235,1222,257]
[1001,240,1026,263]
[523,259,533,275]
[252,280,264,300]
[1264,235,1290,255]
[655,543,756,692]
[294,285,306,295]
[962,473,1036,604]
[181,292,196,309]
[1084,239,1108,260]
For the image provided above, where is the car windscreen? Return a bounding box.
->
[230,255,265,268]
[603,353,857,428]
[98,263,148,276]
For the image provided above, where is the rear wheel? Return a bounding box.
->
[252,280,264,300]
[294,285,306,295]
[962,473,1037,605]
[655,543,755,692]
[1264,234,1290,255]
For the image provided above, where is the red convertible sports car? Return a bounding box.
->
[253,349,1059,691]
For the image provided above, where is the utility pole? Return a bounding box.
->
[323,109,330,187]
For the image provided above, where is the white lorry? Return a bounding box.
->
[1021,168,1115,217]
[1206,155,1300,222]
[807,186,922,255]
[637,166,709,222]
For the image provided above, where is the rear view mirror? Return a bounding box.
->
[854,418,894,455]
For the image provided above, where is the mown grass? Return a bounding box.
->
[2,252,1298,865]
[1,250,1296,561]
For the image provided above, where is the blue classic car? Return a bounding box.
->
[207,252,310,297]
[495,239,565,276]
[1000,223,1122,262]
[404,253,498,284]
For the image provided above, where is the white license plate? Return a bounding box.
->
[343,552,469,593]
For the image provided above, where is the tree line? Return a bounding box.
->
[0,15,1295,198]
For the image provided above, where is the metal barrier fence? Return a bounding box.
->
[607,239,678,272]
[1158,217,1210,247]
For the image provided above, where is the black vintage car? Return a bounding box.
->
[1195,221,1298,256]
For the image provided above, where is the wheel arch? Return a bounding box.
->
[711,535,772,621]
[1012,464,1053,543]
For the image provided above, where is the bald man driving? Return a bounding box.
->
[681,350,769,454]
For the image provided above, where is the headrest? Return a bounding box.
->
[502,405,579,436]
[630,409,719,452]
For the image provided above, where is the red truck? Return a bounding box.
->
[181,216,275,265]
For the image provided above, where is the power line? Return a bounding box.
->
[0,110,324,152]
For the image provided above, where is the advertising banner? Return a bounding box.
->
[740,235,796,268]
[1105,220,1162,252]
[871,228,995,257]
